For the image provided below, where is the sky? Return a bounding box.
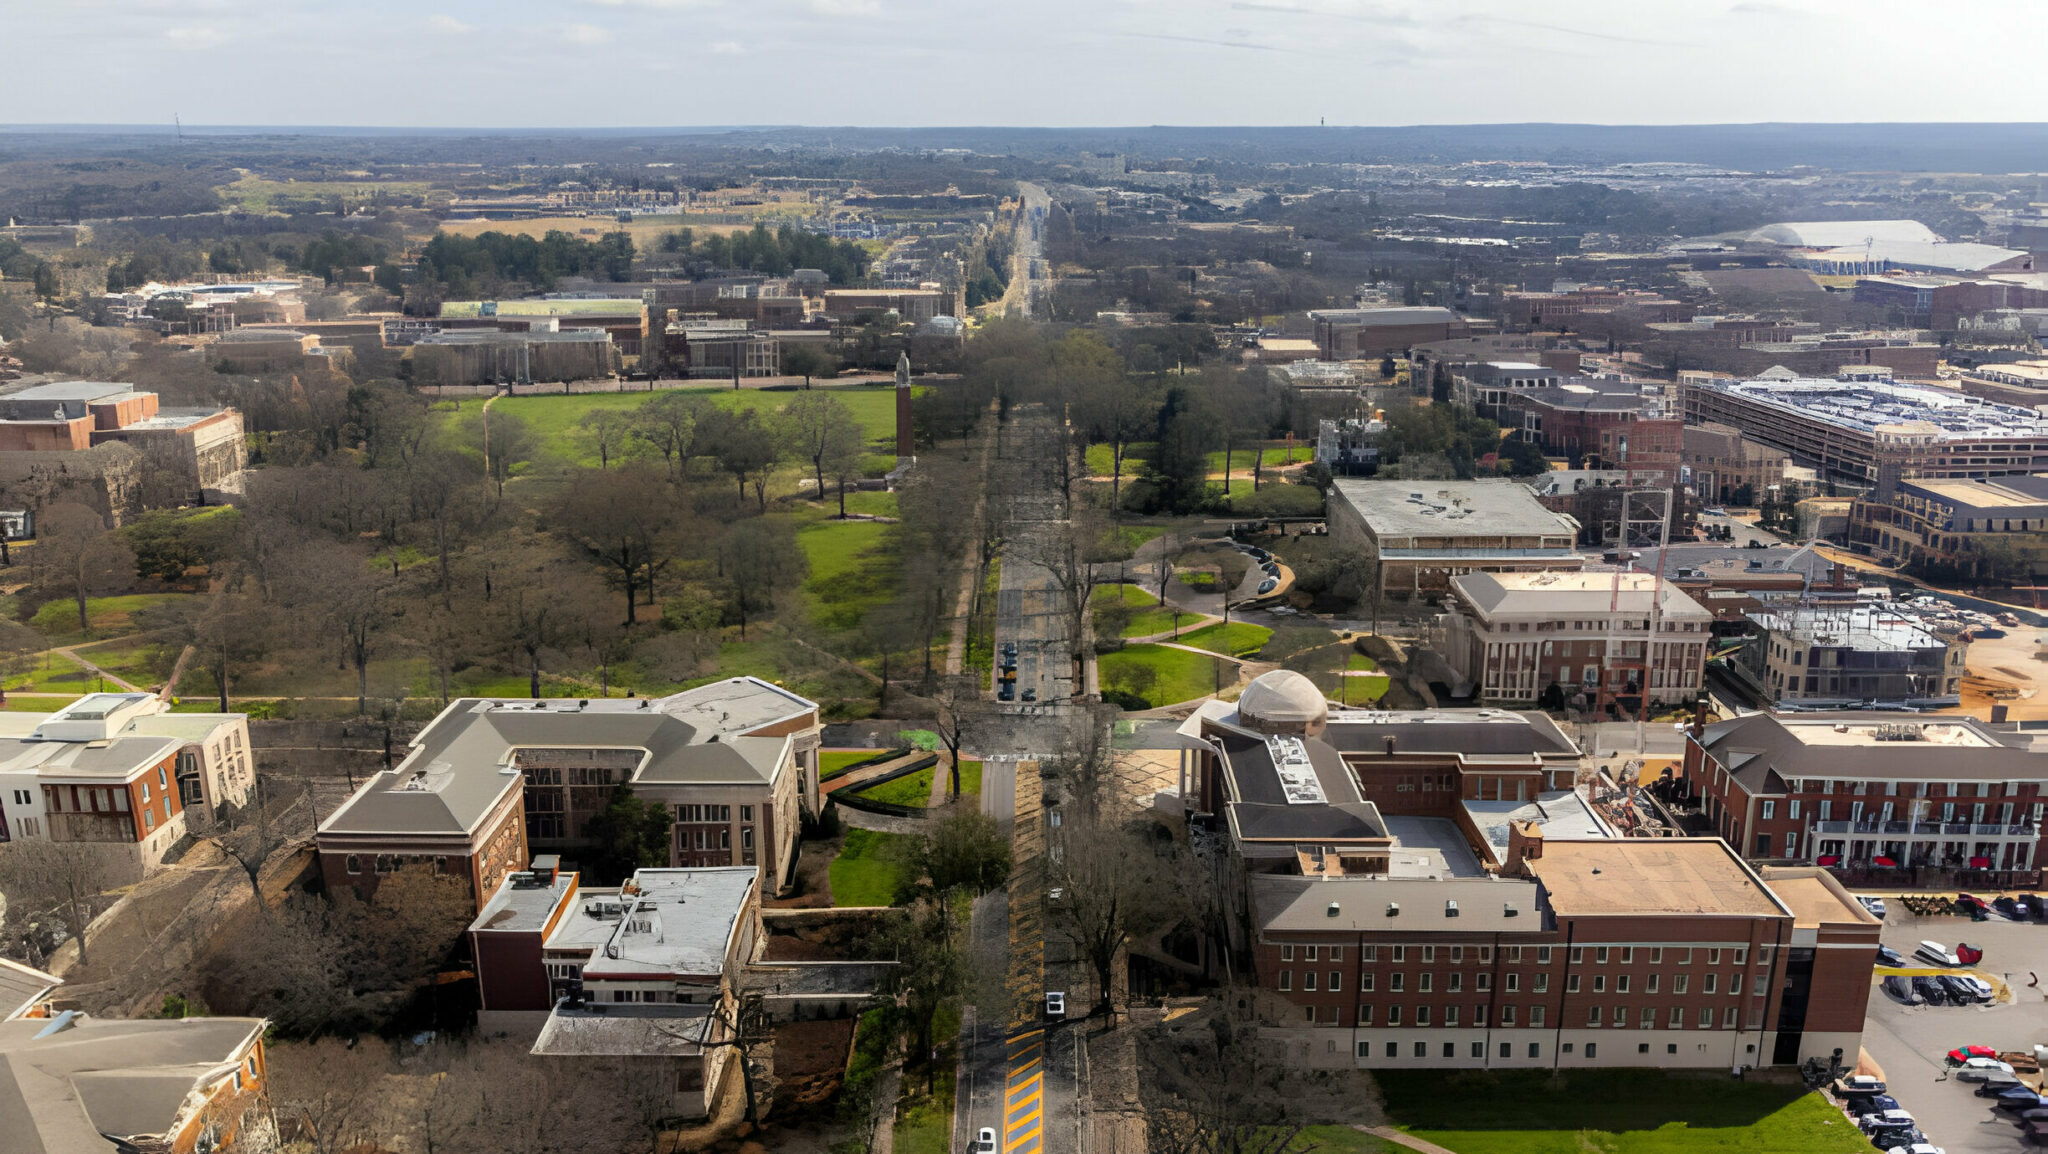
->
[3,0,2045,128]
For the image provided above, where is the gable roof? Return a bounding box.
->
[0,1016,264,1154]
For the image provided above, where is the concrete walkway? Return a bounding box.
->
[1361,1127,1463,1154]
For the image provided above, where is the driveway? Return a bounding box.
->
[1859,914,2048,1154]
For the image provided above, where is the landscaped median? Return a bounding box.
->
[1372,1069,1874,1154]
[1173,620,1274,658]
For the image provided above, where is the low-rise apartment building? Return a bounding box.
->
[1311,307,1474,359]
[316,678,823,906]
[1681,422,1793,505]
[0,381,248,504]
[0,1013,271,1154]
[1436,572,1712,708]
[0,693,254,877]
[469,863,758,1119]
[1737,605,1965,706]
[1327,479,1585,596]
[1848,473,2048,580]
[1679,712,2048,872]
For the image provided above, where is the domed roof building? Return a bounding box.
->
[1234,669,1328,737]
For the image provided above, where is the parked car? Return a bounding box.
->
[1940,976,1992,1005]
[1257,578,1277,594]
[1995,896,2034,920]
[1987,1086,2046,1107]
[1021,687,1037,702]
[1865,1126,1923,1150]
[972,1127,998,1153]
[1912,976,1949,1005]
[1861,896,1889,919]
[1858,1110,1916,1134]
[1882,976,1924,1005]
[1883,1144,1942,1154]
[1875,945,1905,968]
[1957,1058,2017,1081]
[1948,1045,2000,1064]
[1916,940,1962,967]
[2011,1107,2048,1126]
[1045,991,1065,1019]
[1834,1074,1888,1098]
[1956,893,1990,914]
[997,682,1015,702]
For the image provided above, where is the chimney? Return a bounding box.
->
[1383,734,1397,756]
[1992,704,2010,723]
[1689,698,1709,740]
[1503,820,1544,876]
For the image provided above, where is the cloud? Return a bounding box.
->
[565,22,612,44]
[428,14,476,33]
[162,25,224,48]
[709,39,746,54]
[1109,30,1286,52]
[808,0,880,14]
[582,0,722,7]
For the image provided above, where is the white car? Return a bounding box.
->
[1887,1145,1942,1154]
[1915,940,1961,967]
[1858,896,1887,919]
[1045,991,1066,1018]
[1951,975,1996,1003]
[972,1126,998,1153]
[1956,1057,2016,1080]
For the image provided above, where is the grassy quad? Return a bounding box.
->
[1098,644,1235,708]
[852,759,982,807]
[1375,1070,1874,1154]
[1091,583,1188,639]
[1173,621,1274,658]
[29,593,194,645]
[827,828,908,907]
[820,749,888,782]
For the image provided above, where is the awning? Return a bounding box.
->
[1873,856,1897,868]
[1970,855,1992,869]
[1817,854,1841,867]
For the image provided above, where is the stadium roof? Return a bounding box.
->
[1744,220,1940,248]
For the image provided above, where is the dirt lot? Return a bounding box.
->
[1959,625,2048,720]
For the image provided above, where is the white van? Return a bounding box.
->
[1914,940,1960,967]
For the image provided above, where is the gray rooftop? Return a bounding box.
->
[0,1015,264,1154]
[579,868,756,981]
[1331,479,1580,542]
[1749,605,1949,652]
[531,1005,716,1057]
[1213,729,1389,846]
[1381,815,1488,878]
[0,736,181,781]
[469,869,579,936]
[320,679,813,837]
[1464,790,1616,863]
[1252,874,1546,934]
[0,382,136,404]
[1307,306,1464,326]
[0,960,59,1023]
[1694,377,2048,440]
[1321,709,1579,761]
[1697,712,2040,792]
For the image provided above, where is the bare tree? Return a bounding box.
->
[777,391,867,513]
[0,839,128,969]
[578,407,636,470]
[264,1039,395,1154]
[192,778,307,907]
[552,463,679,625]
[28,503,135,636]
[1139,987,1325,1154]
[1047,813,1187,1019]
[631,392,703,479]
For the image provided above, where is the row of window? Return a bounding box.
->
[674,804,754,823]
[1275,943,1760,967]
[1338,1003,1755,1030]
[1282,968,1767,998]
[1358,1039,1719,1060]
[343,853,450,875]
[679,826,756,851]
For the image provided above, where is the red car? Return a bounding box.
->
[1949,1045,1999,1065]
[1957,893,1990,911]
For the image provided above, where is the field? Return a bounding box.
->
[852,759,981,807]
[30,593,193,645]
[3,650,90,694]
[443,383,902,473]
[820,749,888,781]
[1375,1070,1873,1154]
[1097,644,1234,708]
[1173,621,1273,657]
[217,173,437,213]
[793,514,896,633]
[434,214,771,248]
[827,828,908,907]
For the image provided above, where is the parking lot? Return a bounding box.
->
[1858,914,2048,1154]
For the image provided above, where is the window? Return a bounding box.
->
[1357,1040,1373,1057]
[1723,1007,1738,1028]
[1753,975,1767,997]
[141,782,150,803]
[1566,974,1580,993]
[142,809,154,830]
[1450,946,1462,963]
[1329,946,1342,962]
[1472,1041,1484,1058]
[1390,973,1405,992]
[1647,974,1660,994]
[1617,976,1630,993]
[1620,947,1633,964]
[1392,946,1406,962]
[1476,1003,1488,1027]
[1674,976,1688,994]
[1704,974,1716,995]
[1505,946,1520,963]
[1641,1007,1656,1028]
[1585,1042,1597,1060]
[1419,973,1433,993]
[9,790,24,806]
[1501,1005,1515,1026]
[1679,949,1692,965]
[1358,1006,1373,1026]
[1479,946,1493,963]
[1727,974,1740,996]
[345,854,361,875]
[1500,1042,1512,1059]
[1303,972,1317,991]
[1570,947,1583,964]
[1649,948,1662,964]
[1416,1006,1430,1027]
[1588,1005,1602,1026]
[1305,946,1319,962]
[1363,946,1377,962]
[1788,800,1800,820]
[740,805,753,821]
[1361,974,1374,992]
[1304,1006,1316,1023]
[1386,1042,1399,1059]
[1422,946,1435,963]
[1639,1043,1651,1055]
[1504,973,1518,992]
[1699,1008,1713,1029]
[1477,973,1492,991]
[1529,1043,1541,1059]
[1281,945,1294,962]
[1670,1007,1684,1029]
[1733,948,1747,965]
[1707,949,1721,965]
[1446,1005,1460,1026]
[1761,800,1775,820]
[1330,972,1342,992]
[1387,1005,1402,1026]
[1592,976,1606,993]
[1448,972,1462,992]
[1596,947,1609,964]
[1279,972,1292,991]
[1537,946,1551,964]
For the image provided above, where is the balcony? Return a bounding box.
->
[1811,820,2034,839]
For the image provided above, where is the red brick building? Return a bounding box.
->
[1678,712,2048,874]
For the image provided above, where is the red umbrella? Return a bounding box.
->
[1817,854,1841,866]
[1970,856,1992,869]
[1873,855,1898,868]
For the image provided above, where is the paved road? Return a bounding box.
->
[1000,182,1051,320]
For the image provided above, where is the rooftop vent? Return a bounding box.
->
[1326,902,1340,918]
[1386,902,1400,917]
[1504,902,1519,918]
[1445,900,1460,918]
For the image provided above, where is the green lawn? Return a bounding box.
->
[1337,672,1391,703]
[1376,1070,1873,1154]
[793,514,896,632]
[450,383,903,472]
[75,637,179,690]
[820,749,887,781]
[853,758,983,806]
[1294,1128,1390,1153]
[891,1002,963,1154]
[1098,644,1234,708]
[1091,583,1187,638]
[3,651,91,694]
[1174,621,1274,658]
[828,828,908,907]
[30,593,194,644]
[1347,652,1380,672]
[1086,441,1155,478]
[840,489,899,518]
[1205,442,1311,474]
